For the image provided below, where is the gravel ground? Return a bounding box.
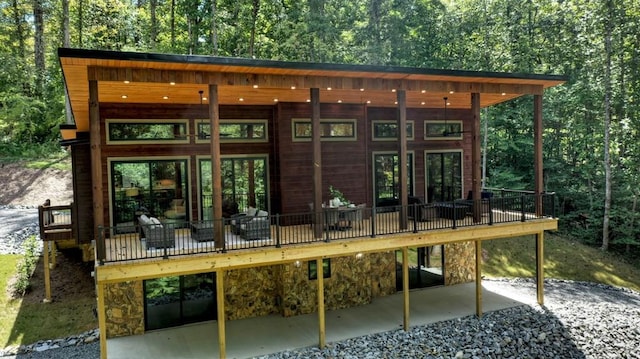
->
[2,278,639,359]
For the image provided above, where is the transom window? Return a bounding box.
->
[106,119,189,144]
[424,120,463,140]
[292,118,357,141]
[372,120,414,141]
[196,120,268,143]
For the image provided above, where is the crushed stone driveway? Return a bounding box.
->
[0,207,38,240]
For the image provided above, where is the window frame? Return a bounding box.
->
[424,120,464,140]
[371,120,414,141]
[195,119,269,144]
[291,118,357,142]
[106,119,190,145]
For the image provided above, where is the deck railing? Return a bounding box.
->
[96,192,555,264]
[38,203,74,241]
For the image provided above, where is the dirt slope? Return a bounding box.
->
[0,159,73,206]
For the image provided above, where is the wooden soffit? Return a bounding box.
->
[58,48,566,140]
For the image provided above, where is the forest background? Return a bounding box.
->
[0,0,638,260]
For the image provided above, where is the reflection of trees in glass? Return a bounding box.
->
[374,153,414,200]
[200,157,268,210]
[109,123,186,141]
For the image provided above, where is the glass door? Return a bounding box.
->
[373,153,413,207]
[144,273,217,331]
[110,159,188,229]
[199,156,269,220]
[425,151,462,203]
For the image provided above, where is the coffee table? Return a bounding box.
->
[191,222,214,242]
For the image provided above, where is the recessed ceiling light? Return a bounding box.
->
[121,95,128,99]
[449,90,455,94]
[337,100,342,103]
[360,88,365,91]
[202,97,207,101]
[291,86,296,90]
[501,92,506,96]
[306,99,311,102]
[253,84,259,89]
[391,89,396,92]
[394,101,398,105]
[421,101,425,105]
[239,97,244,102]
[366,100,371,104]
[273,98,279,102]
[447,102,451,106]
[123,80,130,84]
[162,96,169,100]
[421,90,426,93]
[169,82,176,85]
[327,87,332,91]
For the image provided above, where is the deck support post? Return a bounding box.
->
[43,241,51,302]
[209,84,224,248]
[536,231,545,305]
[397,90,408,230]
[216,270,227,358]
[475,240,482,317]
[311,88,323,239]
[89,79,104,240]
[402,247,410,330]
[97,282,107,359]
[534,94,544,216]
[471,93,482,223]
[317,258,326,348]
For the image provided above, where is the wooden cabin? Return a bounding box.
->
[57,48,564,358]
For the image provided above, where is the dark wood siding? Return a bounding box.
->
[71,140,94,244]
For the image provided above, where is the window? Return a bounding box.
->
[292,119,356,141]
[196,120,268,143]
[308,259,331,280]
[424,121,463,140]
[107,119,188,144]
[372,121,414,141]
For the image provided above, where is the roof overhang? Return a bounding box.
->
[58,48,566,141]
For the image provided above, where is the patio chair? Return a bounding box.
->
[138,214,175,249]
[407,196,437,221]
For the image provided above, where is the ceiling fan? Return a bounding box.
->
[441,96,469,137]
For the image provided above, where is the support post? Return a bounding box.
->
[97,282,107,359]
[89,80,104,239]
[536,232,545,305]
[216,270,226,358]
[534,94,544,216]
[43,241,51,302]
[209,85,224,248]
[402,247,410,330]
[397,90,408,230]
[475,240,482,317]
[471,93,482,223]
[311,88,323,239]
[317,258,326,348]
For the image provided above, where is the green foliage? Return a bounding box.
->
[0,141,67,163]
[9,236,40,297]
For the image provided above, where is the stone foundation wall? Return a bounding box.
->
[224,265,280,320]
[368,252,397,297]
[278,253,397,317]
[104,281,144,338]
[444,241,476,285]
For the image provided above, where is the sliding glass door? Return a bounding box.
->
[373,152,414,206]
[425,151,462,203]
[110,159,188,228]
[144,273,216,331]
[199,155,269,219]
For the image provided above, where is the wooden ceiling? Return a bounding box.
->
[58,48,566,139]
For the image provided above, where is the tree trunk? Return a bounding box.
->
[150,0,157,50]
[62,0,70,47]
[601,0,614,251]
[211,0,218,55]
[170,0,176,49]
[33,0,45,98]
[249,0,260,57]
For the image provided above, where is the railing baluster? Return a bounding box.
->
[276,214,281,248]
